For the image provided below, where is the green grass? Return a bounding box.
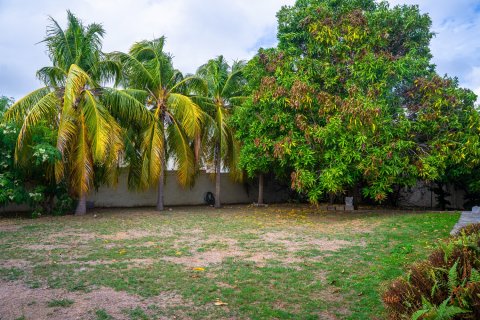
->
[0,205,459,319]
[47,298,74,308]
[95,309,113,320]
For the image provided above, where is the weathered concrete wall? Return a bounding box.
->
[88,170,289,207]
[1,170,469,212]
[398,182,466,210]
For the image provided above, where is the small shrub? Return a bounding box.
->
[456,223,480,237]
[383,226,480,319]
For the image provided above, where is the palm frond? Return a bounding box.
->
[167,93,204,139]
[167,117,196,187]
[36,66,67,88]
[3,87,52,123]
[69,113,94,196]
[109,51,156,90]
[82,90,111,161]
[139,119,164,188]
[15,92,59,154]
[170,75,207,96]
[63,64,94,113]
[101,88,152,124]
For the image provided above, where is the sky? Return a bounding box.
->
[0,0,479,100]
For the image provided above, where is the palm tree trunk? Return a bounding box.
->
[214,142,221,208]
[156,114,166,212]
[258,173,264,205]
[156,165,165,211]
[75,194,87,216]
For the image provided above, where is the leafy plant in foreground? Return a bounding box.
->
[383,223,480,319]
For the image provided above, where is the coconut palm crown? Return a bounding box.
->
[108,37,206,211]
[196,56,246,208]
[4,11,124,215]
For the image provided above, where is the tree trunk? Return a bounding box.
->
[156,111,166,212]
[75,194,87,216]
[258,173,264,205]
[214,143,221,208]
[156,166,165,211]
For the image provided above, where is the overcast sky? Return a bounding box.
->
[0,0,479,100]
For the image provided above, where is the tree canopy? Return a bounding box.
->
[4,12,124,215]
[234,0,480,203]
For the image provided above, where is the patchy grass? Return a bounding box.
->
[47,298,74,308]
[0,205,459,319]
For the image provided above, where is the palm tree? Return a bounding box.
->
[4,12,124,215]
[108,37,205,211]
[196,56,245,208]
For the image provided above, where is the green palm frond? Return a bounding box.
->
[110,51,156,90]
[36,66,67,87]
[63,64,94,113]
[221,65,246,99]
[101,88,152,124]
[56,106,77,174]
[168,93,203,138]
[3,87,52,123]
[195,55,246,190]
[171,75,207,96]
[70,115,94,196]
[140,119,164,188]
[167,116,196,187]
[82,90,112,161]
[15,92,59,153]
[96,59,121,85]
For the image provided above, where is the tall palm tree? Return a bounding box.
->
[4,12,124,215]
[108,37,205,211]
[196,56,245,208]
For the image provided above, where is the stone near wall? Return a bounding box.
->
[345,197,354,211]
[472,206,480,214]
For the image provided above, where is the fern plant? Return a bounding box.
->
[412,297,468,320]
[384,226,480,320]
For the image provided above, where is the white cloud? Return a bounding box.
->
[0,0,294,98]
[0,0,479,100]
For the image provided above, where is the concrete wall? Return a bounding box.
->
[398,182,466,210]
[1,170,469,212]
[88,170,289,207]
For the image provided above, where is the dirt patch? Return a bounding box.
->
[100,230,158,240]
[46,230,97,242]
[61,258,157,268]
[0,224,21,232]
[0,259,31,269]
[0,280,191,320]
[317,311,341,320]
[243,252,305,268]
[260,232,359,252]
[162,250,246,267]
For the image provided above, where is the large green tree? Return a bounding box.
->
[109,37,205,211]
[4,12,124,215]
[235,0,480,204]
[196,56,244,208]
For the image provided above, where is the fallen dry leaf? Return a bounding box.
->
[192,267,205,271]
[214,299,228,306]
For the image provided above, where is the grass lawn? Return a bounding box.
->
[0,205,459,319]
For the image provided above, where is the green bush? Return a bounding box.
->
[383,223,480,319]
[0,95,74,218]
